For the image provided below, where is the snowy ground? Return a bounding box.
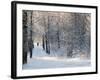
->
[22,44,91,69]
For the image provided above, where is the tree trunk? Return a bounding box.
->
[47,16,50,54]
[23,11,28,64]
[45,34,50,54]
[29,11,33,58]
[67,44,73,58]
[23,26,28,64]
[42,35,45,50]
[30,47,32,58]
[57,30,60,48]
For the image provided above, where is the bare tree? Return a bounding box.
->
[23,10,28,64]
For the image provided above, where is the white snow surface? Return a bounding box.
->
[23,45,91,69]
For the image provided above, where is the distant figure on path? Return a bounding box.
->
[37,42,39,46]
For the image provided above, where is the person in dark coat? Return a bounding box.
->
[37,42,39,46]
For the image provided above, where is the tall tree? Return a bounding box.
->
[30,11,33,58]
[23,10,28,64]
[45,16,50,54]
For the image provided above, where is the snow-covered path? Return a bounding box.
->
[31,45,48,57]
[23,44,91,69]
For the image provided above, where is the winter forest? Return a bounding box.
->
[22,10,91,69]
